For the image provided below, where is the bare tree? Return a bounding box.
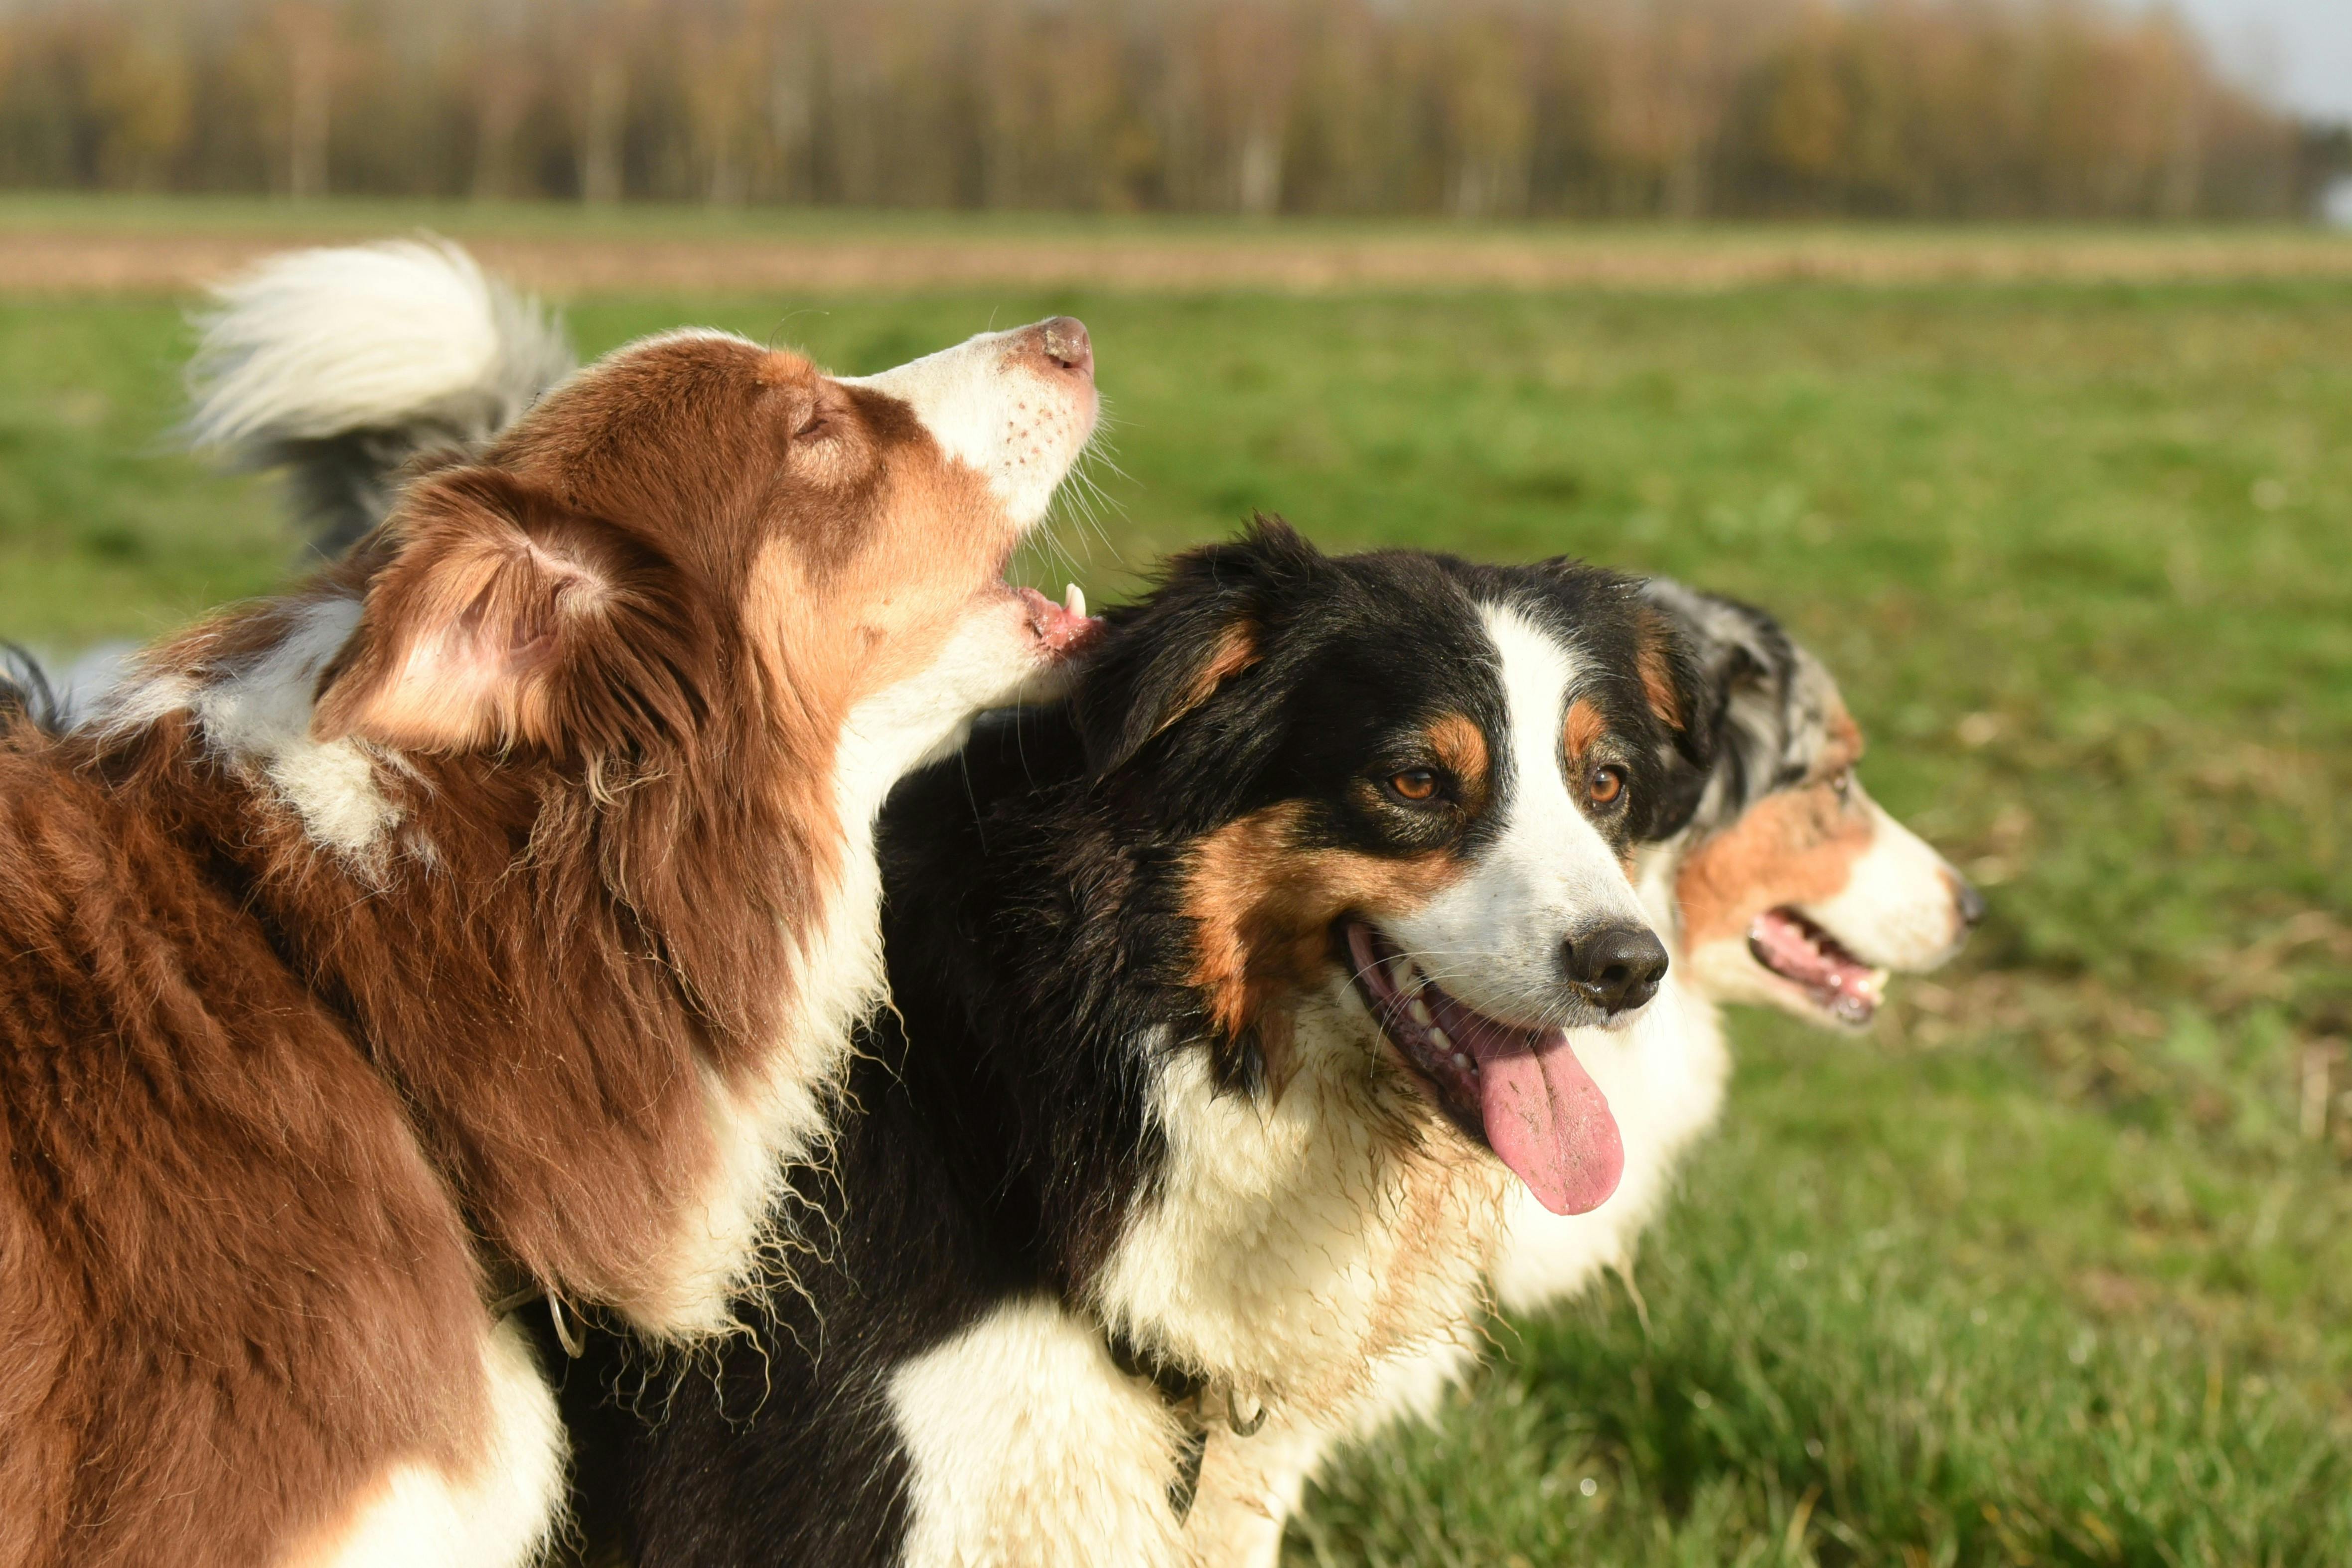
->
[0,0,2317,219]
[274,0,335,197]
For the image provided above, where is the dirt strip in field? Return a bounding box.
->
[2,229,2350,295]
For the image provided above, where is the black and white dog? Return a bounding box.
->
[559,519,1716,1566]
[1181,584,1985,1564]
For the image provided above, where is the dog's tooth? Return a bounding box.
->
[1063,582,1086,618]
[1387,956,1412,994]
[1407,997,1434,1028]
[1428,1025,1452,1054]
[1453,1052,1472,1075]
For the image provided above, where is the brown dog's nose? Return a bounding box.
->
[1951,872,1987,930]
[1037,316,1093,378]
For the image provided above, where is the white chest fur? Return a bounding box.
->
[1091,1005,1510,1432]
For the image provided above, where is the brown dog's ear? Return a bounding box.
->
[313,467,693,754]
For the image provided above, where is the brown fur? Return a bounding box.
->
[1562,696,1607,763]
[0,726,490,1568]
[1182,801,1468,1087]
[1675,776,1876,947]
[1822,704,1865,772]
[0,330,1046,1566]
[1151,619,1260,749]
[1426,712,1491,814]
[1635,607,1684,731]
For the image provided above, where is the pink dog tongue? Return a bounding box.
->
[1475,1032,1624,1216]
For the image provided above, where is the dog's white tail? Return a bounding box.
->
[186,238,575,556]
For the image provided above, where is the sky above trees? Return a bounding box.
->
[2164,0,2352,123]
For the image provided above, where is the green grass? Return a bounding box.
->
[4,277,2349,1565]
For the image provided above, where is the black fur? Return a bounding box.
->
[268,427,474,559]
[559,520,1722,1566]
[1639,578,1845,837]
[0,644,61,736]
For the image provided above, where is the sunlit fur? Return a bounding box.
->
[1197,582,1983,1568]
[185,238,577,557]
[0,245,1096,1568]
[557,522,1719,1568]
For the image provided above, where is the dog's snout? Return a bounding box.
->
[1949,870,1987,932]
[1027,316,1093,379]
[1562,924,1669,1015]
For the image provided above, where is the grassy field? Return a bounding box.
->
[2,261,2348,1565]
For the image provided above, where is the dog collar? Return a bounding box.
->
[1103,1329,1269,1522]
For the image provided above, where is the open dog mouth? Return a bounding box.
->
[1748,907,1887,1025]
[1341,920,1623,1216]
[1013,582,1101,657]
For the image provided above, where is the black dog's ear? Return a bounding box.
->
[1632,600,1721,839]
[1075,514,1323,776]
[1637,577,1785,837]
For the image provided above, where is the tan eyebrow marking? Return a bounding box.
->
[1425,713,1490,813]
[1815,703,1865,777]
[1563,697,1606,763]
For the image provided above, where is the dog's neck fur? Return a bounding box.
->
[83,585,868,1333]
[1090,1007,1511,1422]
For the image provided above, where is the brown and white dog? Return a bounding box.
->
[1180,580,1983,1566]
[0,243,1098,1568]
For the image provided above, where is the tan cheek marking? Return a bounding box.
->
[1426,713,1490,814]
[1183,802,1467,1048]
[1563,697,1606,764]
[746,540,857,728]
[1674,782,1877,947]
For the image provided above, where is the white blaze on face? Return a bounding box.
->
[1380,604,1654,1031]
[1796,787,1974,971]
[843,321,1098,527]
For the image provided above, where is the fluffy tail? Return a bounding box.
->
[185,238,575,557]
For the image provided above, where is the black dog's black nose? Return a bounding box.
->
[1562,924,1669,1015]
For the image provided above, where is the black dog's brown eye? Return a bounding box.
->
[1389,770,1439,803]
[1588,765,1626,806]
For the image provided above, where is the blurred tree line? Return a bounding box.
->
[0,0,2338,220]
